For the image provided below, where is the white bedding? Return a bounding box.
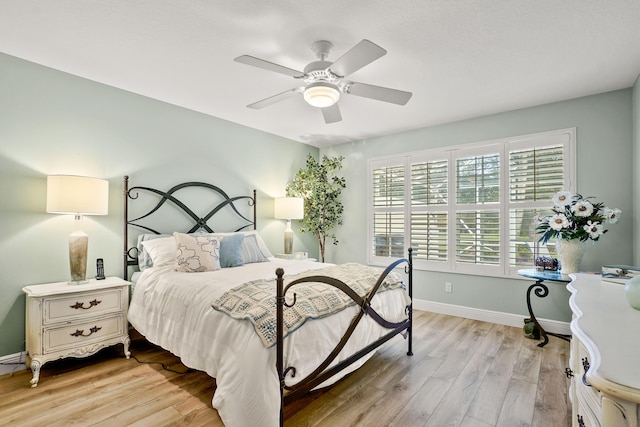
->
[128,258,409,427]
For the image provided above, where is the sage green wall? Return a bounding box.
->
[322,89,634,323]
[633,74,640,265]
[0,53,318,356]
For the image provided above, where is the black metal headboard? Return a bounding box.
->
[123,176,256,280]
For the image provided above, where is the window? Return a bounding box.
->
[368,128,575,277]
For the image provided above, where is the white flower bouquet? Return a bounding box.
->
[536,190,621,245]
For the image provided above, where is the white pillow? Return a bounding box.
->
[137,233,170,270]
[173,232,222,272]
[140,236,176,268]
[241,234,269,263]
[244,230,273,258]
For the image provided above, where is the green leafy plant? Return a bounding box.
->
[286,154,346,263]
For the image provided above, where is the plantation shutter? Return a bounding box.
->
[372,164,405,258]
[509,145,564,202]
[454,153,500,266]
[508,143,567,268]
[410,160,448,261]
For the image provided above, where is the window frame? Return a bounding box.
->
[367,128,576,278]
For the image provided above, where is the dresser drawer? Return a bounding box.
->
[577,341,602,411]
[576,385,601,426]
[43,288,124,325]
[43,314,125,354]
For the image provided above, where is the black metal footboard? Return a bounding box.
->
[275,248,413,426]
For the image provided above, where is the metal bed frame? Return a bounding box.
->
[122,176,413,426]
[275,254,413,425]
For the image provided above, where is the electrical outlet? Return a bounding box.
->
[445,282,452,293]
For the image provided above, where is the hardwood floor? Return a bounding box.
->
[0,311,571,426]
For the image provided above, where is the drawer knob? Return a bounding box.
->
[581,357,592,387]
[70,299,102,310]
[70,326,102,337]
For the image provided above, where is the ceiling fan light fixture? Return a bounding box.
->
[303,82,340,108]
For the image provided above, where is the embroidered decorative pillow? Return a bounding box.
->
[220,233,245,268]
[173,232,221,272]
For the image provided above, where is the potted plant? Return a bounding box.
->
[286,154,346,263]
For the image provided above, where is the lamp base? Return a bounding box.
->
[67,279,89,286]
[284,224,294,255]
[69,226,89,285]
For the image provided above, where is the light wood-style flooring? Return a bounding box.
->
[0,311,571,426]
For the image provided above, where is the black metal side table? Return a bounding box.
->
[518,269,572,348]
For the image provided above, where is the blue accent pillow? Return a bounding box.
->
[220,234,245,268]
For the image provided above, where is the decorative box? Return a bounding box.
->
[601,265,640,284]
[535,256,559,271]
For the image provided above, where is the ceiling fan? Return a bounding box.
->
[234,39,413,124]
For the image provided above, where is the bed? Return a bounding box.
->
[123,177,413,426]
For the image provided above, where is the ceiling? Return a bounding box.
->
[1,1,639,148]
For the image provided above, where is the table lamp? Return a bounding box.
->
[274,197,304,255]
[46,175,109,284]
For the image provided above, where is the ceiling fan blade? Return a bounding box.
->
[347,82,413,105]
[234,55,304,78]
[247,88,303,109]
[321,104,342,124]
[329,39,387,77]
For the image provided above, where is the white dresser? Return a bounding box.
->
[23,277,131,387]
[568,274,640,426]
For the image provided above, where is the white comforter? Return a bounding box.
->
[128,258,409,427]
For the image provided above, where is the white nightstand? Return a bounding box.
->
[22,277,131,387]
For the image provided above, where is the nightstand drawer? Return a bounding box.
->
[43,314,125,354]
[43,288,124,325]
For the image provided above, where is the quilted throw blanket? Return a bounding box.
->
[212,263,406,347]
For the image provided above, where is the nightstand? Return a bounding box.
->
[22,277,131,387]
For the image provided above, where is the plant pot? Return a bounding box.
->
[556,239,587,274]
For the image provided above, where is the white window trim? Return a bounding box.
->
[367,128,576,279]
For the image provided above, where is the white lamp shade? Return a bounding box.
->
[47,175,109,215]
[274,197,304,220]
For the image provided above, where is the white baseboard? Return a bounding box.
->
[0,351,27,376]
[413,298,571,336]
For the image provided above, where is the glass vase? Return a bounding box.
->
[556,239,587,274]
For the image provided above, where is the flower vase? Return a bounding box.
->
[556,239,587,274]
